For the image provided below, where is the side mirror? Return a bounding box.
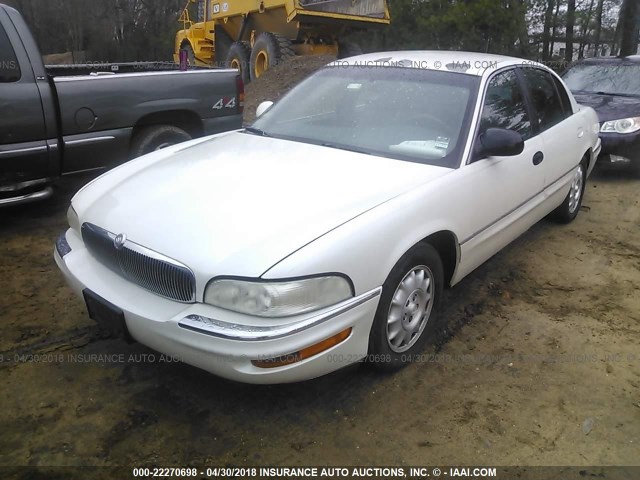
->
[256,101,274,118]
[477,128,524,158]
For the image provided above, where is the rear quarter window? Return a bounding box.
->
[552,76,573,116]
[0,22,20,82]
[521,67,566,131]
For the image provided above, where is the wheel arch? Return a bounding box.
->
[417,230,460,288]
[584,147,595,172]
[131,110,203,146]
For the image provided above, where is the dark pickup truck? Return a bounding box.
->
[0,3,244,206]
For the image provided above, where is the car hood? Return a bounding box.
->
[572,92,640,122]
[74,132,451,279]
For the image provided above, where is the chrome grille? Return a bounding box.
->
[81,223,195,303]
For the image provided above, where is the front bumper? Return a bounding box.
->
[598,132,640,166]
[54,228,381,384]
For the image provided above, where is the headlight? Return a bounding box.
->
[204,275,353,317]
[67,205,80,232]
[600,117,640,134]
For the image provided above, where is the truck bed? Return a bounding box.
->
[51,67,242,174]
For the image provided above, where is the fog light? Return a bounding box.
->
[609,155,630,164]
[251,328,352,369]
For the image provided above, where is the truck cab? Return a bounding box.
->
[0,5,59,204]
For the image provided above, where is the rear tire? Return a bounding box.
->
[130,125,191,158]
[552,160,587,223]
[337,41,363,59]
[249,32,294,82]
[368,243,444,372]
[226,41,252,85]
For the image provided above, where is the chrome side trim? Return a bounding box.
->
[53,69,238,82]
[0,178,49,193]
[0,187,53,207]
[65,136,115,146]
[61,166,106,176]
[178,287,383,341]
[460,163,579,245]
[0,146,47,158]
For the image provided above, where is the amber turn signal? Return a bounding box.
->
[251,328,352,369]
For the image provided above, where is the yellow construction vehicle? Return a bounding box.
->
[174,0,390,82]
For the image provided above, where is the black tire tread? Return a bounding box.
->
[368,243,444,372]
[551,158,588,224]
[226,41,252,84]
[250,32,294,81]
[130,125,191,159]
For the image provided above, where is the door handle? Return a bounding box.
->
[533,151,544,166]
[577,127,584,138]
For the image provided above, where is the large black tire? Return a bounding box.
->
[180,42,196,66]
[337,41,363,59]
[368,243,444,372]
[214,29,233,68]
[249,32,294,82]
[130,125,191,158]
[226,42,252,85]
[551,159,588,223]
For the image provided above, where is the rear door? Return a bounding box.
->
[519,66,583,191]
[0,9,50,190]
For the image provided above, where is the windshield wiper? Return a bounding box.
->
[320,143,371,155]
[244,126,270,137]
[589,91,640,98]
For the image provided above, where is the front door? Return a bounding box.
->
[453,67,546,281]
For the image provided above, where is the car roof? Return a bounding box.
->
[330,50,533,77]
[577,55,640,65]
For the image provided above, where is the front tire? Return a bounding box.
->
[552,160,587,223]
[368,243,444,372]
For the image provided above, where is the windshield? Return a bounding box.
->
[250,66,480,168]
[563,63,640,96]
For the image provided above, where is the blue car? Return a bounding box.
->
[563,55,640,174]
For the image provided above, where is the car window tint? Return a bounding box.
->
[552,75,573,116]
[480,69,531,140]
[252,66,479,168]
[0,23,20,82]
[562,62,640,96]
[522,68,565,131]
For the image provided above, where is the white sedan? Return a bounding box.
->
[55,51,601,384]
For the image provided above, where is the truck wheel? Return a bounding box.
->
[337,41,363,59]
[250,33,294,82]
[368,243,444,372]
[181,43,196,66]
[130,125,192,158]
[226,42,252,85]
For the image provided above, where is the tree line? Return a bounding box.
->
[5,0,640,65]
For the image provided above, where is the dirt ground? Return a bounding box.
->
[0,58,639,475]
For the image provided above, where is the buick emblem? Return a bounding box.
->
[113,233,127,250]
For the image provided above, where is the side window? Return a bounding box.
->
[0,22,20,83]
[522,68,565,131]
[480,69,531,140]
[552,75,573,116]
